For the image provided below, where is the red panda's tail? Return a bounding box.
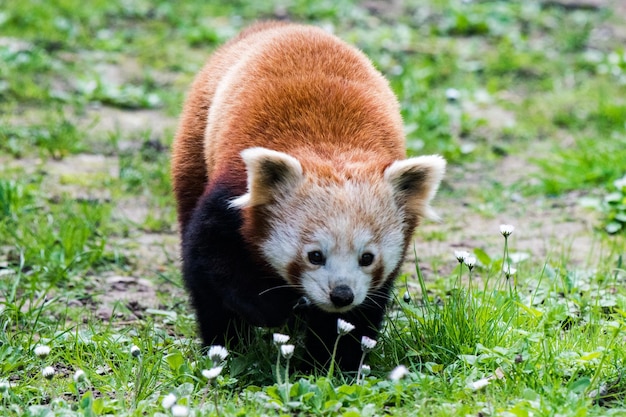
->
[171,72,210,230]
[171,21,293,231]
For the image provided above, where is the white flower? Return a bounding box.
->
[130,345,140,357]
[202,366,223,380]
[207,345,229,363]
[503,266,517,277]
[389,365,409,381]
[608,52,621,65]
[403,291,411,303]
[161,393,177,409]
[34,345,51,358]
[272,333,290,345]
[361,336,377,352]
[280,344,295,359]
[445,88,460,102]
[508,252,530,263]
[337,318,355,335]
[499,224,515,237]
[469,377,491,390]
[73,369,86,383]
[614,175,626,190]
[465,255,477,269]
[171,404,189,417]
[454,250,470,263]
[42,366,55,379]
[360,364,371,377]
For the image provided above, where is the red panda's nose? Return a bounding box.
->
[330,285,354,307]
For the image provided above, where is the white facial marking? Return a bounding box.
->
[260,177,408,312]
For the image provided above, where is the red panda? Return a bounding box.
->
[171,21,446,371]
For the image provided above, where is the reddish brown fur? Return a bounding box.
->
[172,21,446,371]
[171,21,406,231]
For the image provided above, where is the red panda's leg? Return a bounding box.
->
[181,185,301,346]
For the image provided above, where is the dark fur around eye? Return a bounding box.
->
[359,253,374,267]
[307,251,326,265]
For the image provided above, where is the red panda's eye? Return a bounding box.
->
[359,253,374,267]
[307,251,326,266]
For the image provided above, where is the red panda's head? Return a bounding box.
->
[231,147,446,313]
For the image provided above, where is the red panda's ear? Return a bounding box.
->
[384,155,446,220]
[230,147,303,208]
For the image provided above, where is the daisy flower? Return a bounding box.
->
[445,88,460,102]
[503,266,517,278]
[161,393,177,409]
[207,345,229,363]
[499,224,515,237]
[469,377,491,390]
[280,344,295,359]
[130,345,141,358]
[272,333,290,346]
[361,336,377,352]
[34,345,51,358]
[73,369,86,383]
[389,365,409,381]
[454,250,470,263]
[465,255,477,269]
[171,404,189,417]
[202,366,223,380]
[337,318,355,335]
[42,366,55,380]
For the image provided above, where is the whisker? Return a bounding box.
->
[363,287,393,310]
[363,295,383,310]
[258,284,296,296]
[366,289,387,298]
[257,272,307,296]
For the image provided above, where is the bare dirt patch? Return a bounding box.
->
[84,106,177,149]
[43,153,118,201]
[94,275,159,321]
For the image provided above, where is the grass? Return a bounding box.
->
[1,0,626,415]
